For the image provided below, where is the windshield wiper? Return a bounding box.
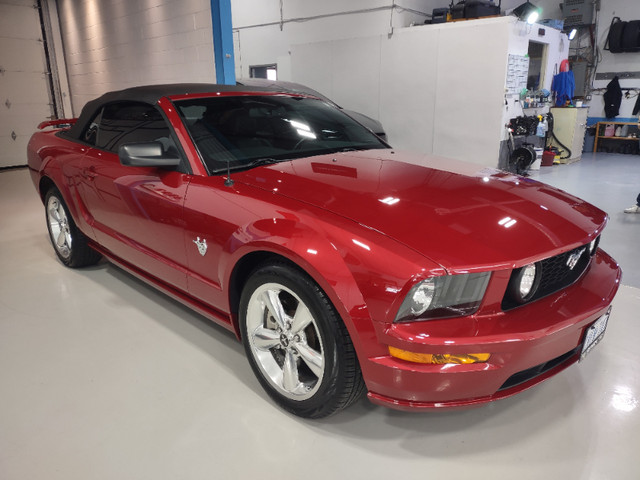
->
[212,157,286,175]
[242,157,282,169]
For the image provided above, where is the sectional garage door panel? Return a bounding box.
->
[0,1,52,168]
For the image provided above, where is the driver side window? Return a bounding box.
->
[82,101,178,155]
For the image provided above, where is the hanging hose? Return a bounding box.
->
[547,112,572,160]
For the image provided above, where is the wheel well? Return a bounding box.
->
[228,251,302,335]
[38,176,55,203]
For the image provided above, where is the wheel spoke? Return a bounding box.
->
[48,205,60,222]
[290,302,313,335]
[251,326,281,351]
[56,230,67,247]
[282,350,300,392]
[57,204,66,222]
[296,343,324,378]
[261,289,287,330]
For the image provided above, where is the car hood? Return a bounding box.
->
[234,150,607,272]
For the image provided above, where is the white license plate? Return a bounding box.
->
[580,308,611,361]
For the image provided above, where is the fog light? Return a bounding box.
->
[389,346,490,364]
[519,263,537,297]
[509,262,540,304]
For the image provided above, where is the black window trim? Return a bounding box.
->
[58,100,192,175]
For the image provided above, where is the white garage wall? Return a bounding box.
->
[291,18,510,165]
[231,0,430,80]
[589,1,640,118]
[292,16,571,166]
[56,0,215,114]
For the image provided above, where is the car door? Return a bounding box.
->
[77,101,190,292]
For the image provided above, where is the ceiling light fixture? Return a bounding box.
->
[513,1,541,25]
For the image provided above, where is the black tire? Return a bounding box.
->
[608,20,626,53]
[239,263,365,418]
[44,187,102,268]
[622,20,640,53]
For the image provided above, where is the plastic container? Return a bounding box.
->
[530,147,543,170]
[541,149,555,166]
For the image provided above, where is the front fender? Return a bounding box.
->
[221,213,442,362]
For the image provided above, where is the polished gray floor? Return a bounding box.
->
[531,152,640,288]
[1,163,639,479]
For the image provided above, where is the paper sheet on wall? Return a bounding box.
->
[506,54,529,96]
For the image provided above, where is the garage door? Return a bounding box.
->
[0,0,53,168]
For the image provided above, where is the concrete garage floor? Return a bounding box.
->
[1,158,639,479]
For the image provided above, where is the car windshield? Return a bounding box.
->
[175,95,388,174]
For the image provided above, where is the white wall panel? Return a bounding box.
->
[234,25,291,79]
[379,27,439,154]
[433,19,510,164]
[284,0,389,19]
[290,41,333,93]
[330,37,381,121]
[232,2,427,80]
[231,0,280,27]
[291,16,565,167]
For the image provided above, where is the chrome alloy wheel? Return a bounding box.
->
[47,195,72,259]
[245,283,325,400]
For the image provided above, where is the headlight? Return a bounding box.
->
[395,272,491,322]
[509,262,541,304]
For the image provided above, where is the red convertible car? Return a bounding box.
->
[27,84,621,418]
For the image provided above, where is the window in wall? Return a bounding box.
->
[250,64,277,81]
[526,41,548,91]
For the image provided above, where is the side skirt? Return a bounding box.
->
[89,241,240,339]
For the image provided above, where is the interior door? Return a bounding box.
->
[77,102,190,291]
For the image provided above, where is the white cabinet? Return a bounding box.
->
[549,107,589,163]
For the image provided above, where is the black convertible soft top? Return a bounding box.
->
[66,83,281,140]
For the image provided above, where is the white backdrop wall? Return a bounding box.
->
[231,0,431,80]
[292,16,569,167]
[57,0,215,114]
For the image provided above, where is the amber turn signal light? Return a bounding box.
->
[388,346,490,365]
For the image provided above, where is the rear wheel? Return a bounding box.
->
[239,263,365,418]
[45,188,101,268]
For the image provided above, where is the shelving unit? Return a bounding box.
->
[593,121,639,153]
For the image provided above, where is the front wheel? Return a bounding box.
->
[45,188,101,268]
[239,263,365,418]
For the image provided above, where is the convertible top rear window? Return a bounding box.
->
[175,95,387,174]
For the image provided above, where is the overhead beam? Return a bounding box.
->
[210,0,236,85]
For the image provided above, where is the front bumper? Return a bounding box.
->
[364,249,622,411]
